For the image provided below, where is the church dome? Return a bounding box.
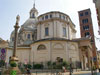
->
[30,7,38,14]
[0,37,3,41]
[20,4,38,31]
[9,30,15,47]
[20,18,37,32]
[30,3,38,18]
[10,30,15,39]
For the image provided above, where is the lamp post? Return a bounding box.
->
[69,58,72,75]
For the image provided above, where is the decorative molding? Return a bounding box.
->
[53,43,64,50]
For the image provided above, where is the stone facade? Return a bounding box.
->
[2,5,93,70]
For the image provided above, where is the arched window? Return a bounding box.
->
[37,44,46,50]
[27,34,31,39]
[53,43,64,50]
[32,13,35,18]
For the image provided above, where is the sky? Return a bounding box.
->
[0,0,100,50]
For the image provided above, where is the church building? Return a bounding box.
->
[0,4,93,70]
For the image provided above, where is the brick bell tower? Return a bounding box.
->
[78,9,97,65]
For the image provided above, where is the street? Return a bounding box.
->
[74,72,100,75]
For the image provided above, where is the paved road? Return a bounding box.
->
[74,72,100,75]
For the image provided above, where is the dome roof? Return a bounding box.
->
[10,30,15,37]
[22,18,37,27]
[0,37,3,41]
[19,18,37,32]
[30,7,38,13]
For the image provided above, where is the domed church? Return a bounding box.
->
[3,3,93,70]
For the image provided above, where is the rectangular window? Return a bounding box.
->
[85,32,90,37]
[82,19,88,24]
[63,27,66,37]
[63,15,65,20]
[50,14,52,18]
[42,17,44,20]
[45,15,48,19]
[45,27,49,36]
[83,25,89,30]
[80,13,83,16]
[59,14,62,19]
[27,34,31,39]
[85,12,88,15]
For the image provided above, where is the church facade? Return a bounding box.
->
[0,5,93,70]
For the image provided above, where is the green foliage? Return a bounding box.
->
[47,61,52,66]
[20,68,26,74]
[92,66,97,70]
[23,64,27,69]
[62,61,69,66]
[10,61,17,67]
[23,64,32,69]
[33,64,44,69]
[27,64,32,69]
[46,61,70,69]
[0,60,5,67]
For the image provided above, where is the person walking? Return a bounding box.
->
[26,68,31,75]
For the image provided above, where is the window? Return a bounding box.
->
[63,15,65,20]
[32,13,35,18]
[45,15,48,19]
[85,32,90,37]
[45,27,49,36]
[27,34,31,39]
[82,19,88,24]
[63,27,66,37]
[80,13,83,16]
[59,14,61,19]
[50,14,52,18]
[42,17,44,20]
[83,25,89,30]
[85,12,88,15]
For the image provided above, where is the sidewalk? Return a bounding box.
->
[31,70,92,75]
[62,70,91,75]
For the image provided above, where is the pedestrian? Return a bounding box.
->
[99,65,100,72]
[26,68,31,75]
[62,66,66,72]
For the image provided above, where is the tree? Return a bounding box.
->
[0,60,5,67]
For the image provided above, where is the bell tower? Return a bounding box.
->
[30,0,38,18]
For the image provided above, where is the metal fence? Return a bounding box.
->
[30,70,63,75]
